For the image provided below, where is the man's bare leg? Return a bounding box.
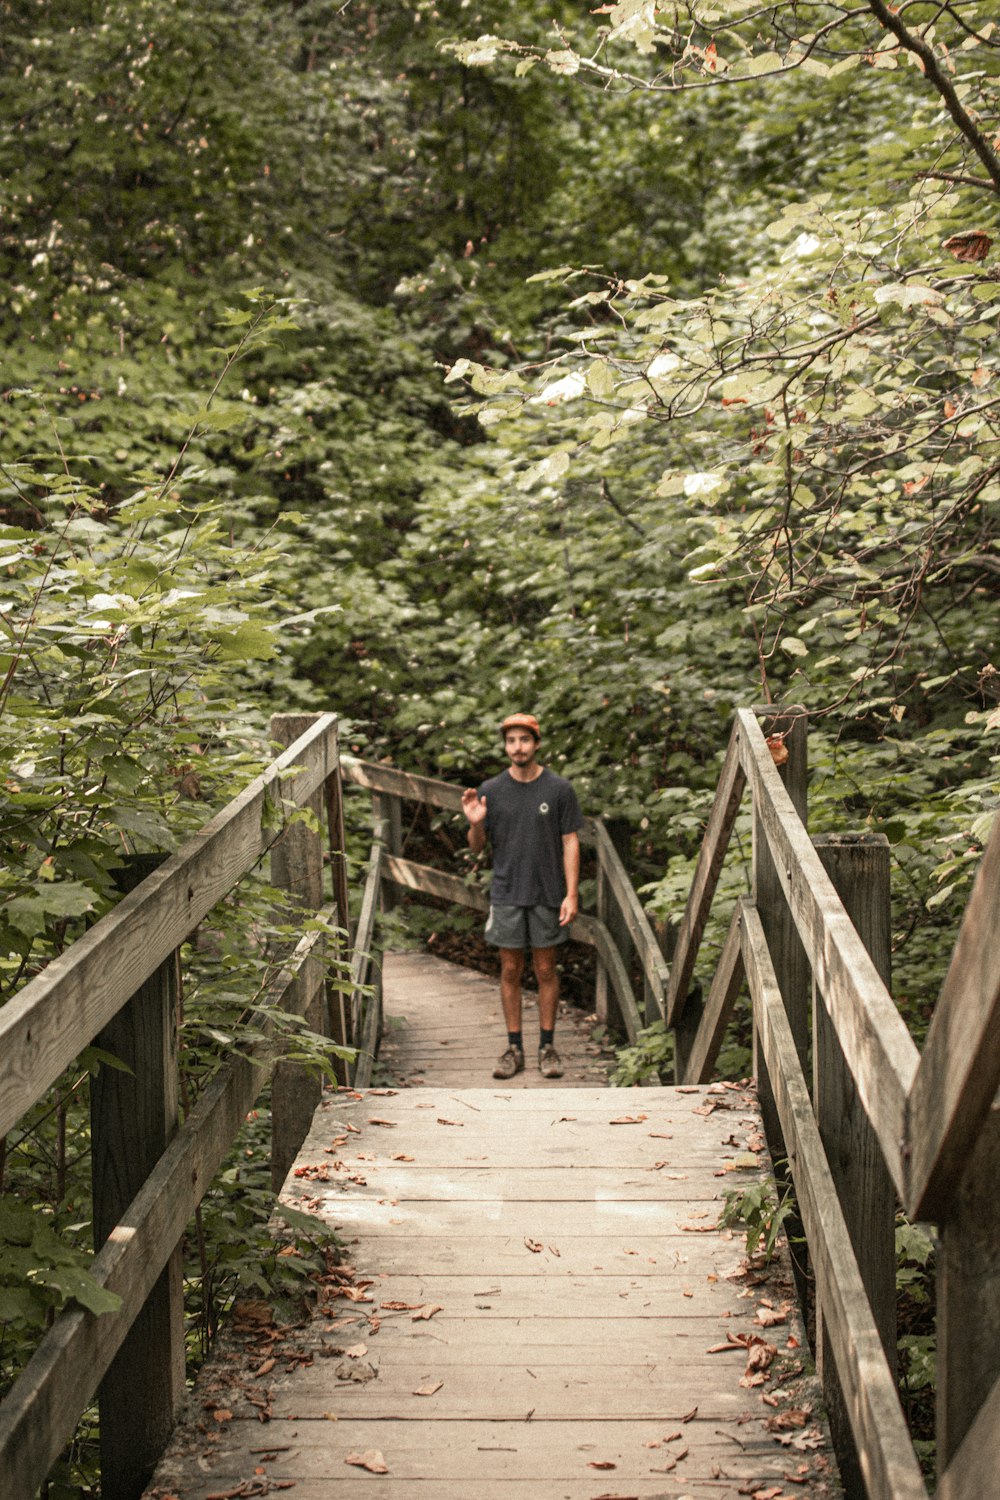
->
[532,946,559,1031]
[499,947,525,1033]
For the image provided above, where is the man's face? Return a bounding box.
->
[504,729,538,767]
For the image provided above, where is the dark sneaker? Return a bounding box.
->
[538,1044,563,1078]
[493,1045,525,1080]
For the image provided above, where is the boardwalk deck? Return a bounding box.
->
[145,954,839,1500]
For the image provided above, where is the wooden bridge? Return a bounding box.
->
[0,708,998,1499]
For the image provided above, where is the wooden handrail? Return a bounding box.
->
[0,918,331,1498]
[591,819,670,1013]
[350,838,385,1090]
[735,709,919,1200]
[904,825,1000,1220]
[0,713,340,1140]
[665,729,745,1025]
[742,899,928,1500]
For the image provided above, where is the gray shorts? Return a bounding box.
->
[484,904,567,950]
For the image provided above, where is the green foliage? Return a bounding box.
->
[609,1018,674,1086]
[719,1175,796,1264]
[0,1199,120,1331]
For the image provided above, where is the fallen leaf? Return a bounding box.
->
[411,1304,443,1321]
[345,1450,388,1473]
[681,1405,698,1422]
[756,1306,788,1328]
[413,1380,443,1396]
[344,1343,368,1359]
[609,1114,647,1124]
[587,1460,617,1469]
[381,1300,422,1311]
[776,1428,826,1451]
[524,1238,543,1253]
[392,1153,415,1161]
[437,1118,463,1126]
[212,1409,233,1423]
[368,1117,396,1126]
[764,1407,812,1433]
[253,1358,276,1376]
[548,1244,561,1257]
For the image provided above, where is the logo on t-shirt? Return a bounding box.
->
[538,802,550,815]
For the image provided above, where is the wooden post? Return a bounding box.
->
[596,816,631,1035]
[812,832,896,1497]
[751,706,808,1305]
[751,707,808,1133]
[270,713,327,1191]
[324,750,352,1085]
[937,1104,1000,1473]
[92,855,184,1500]
[374,791,403,911]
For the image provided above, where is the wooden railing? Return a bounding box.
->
[339,754,670,1048]
[669,706,1000,1500]
[0,714,352,1500]
[6,709,994,1499]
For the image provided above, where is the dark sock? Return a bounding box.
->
[508,1031,523,1050]
[540,1028,555,1048]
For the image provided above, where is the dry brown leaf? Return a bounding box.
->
[392,1153,415,1161]
[942,229,993,262]
[253,1357,276,1377]
[411,1304,443,1321]
[381,1300,421,1311]
[345,1450,388,1473]
[755,1306,788,1328]
[344,1343,368,1359]
[681,1405,698,1422]
[368,1117,396,1126]
[587,1460,617,1469]
[413,1380,443,1397]
[212,1409,233,1423]
[609,1114,647,1124]
[524,1237,543,1253]
[436,1117,463,1126]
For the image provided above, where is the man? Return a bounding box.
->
[461,713,583,1080]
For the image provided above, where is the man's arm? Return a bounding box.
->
[462,787,487,854]
[559,831,580,926]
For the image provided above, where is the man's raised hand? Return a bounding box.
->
[461,787,487,825]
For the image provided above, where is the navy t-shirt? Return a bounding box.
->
[476,767,583,907]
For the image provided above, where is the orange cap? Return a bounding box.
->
[500,713,541,741]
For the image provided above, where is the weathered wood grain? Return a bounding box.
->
[592,819,670,1013]
[665,728,746,1026]
[905,825,1000,1222]
[675,904,745,1085]
[0,714,339,1139]
[743,901,927,1500]
[735,708,918,1199]
[0,923,327,1500]
[145,1079,831,1500]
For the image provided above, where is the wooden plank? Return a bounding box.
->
[735,708,918,1199]
[742,901,928,1500]
[341,756,466,813]
[271,714,329,1191]
[341,756,601,844]
[937,1370,1000,1500]
[350,840,384,1052]
[595,816,629,1032]
[592,820,670,1012]
[0,924,325,1500]
[936,1104,1000,1470]
[92,857,185,1500]
[577,913,644,1041]
[383,852,489,911]
[675,904,744,1084]
[905,826,1000,1221]
[0,713,339,1139]
[665,727,746,1025]
[812,836,897,1500]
